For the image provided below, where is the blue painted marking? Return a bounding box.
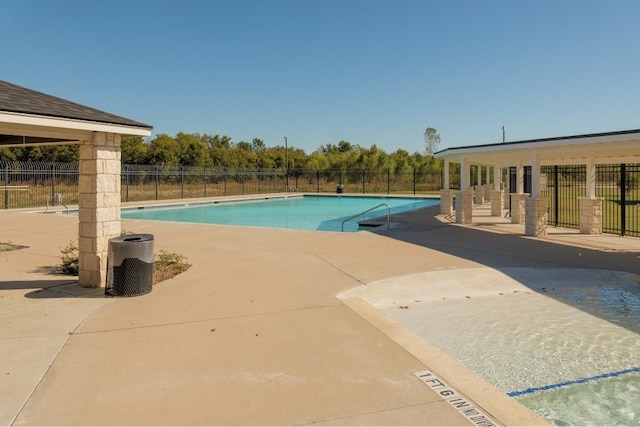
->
[508,366,640,397]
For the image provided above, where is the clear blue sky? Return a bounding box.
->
[3,0,639,154]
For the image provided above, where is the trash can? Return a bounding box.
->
[337,185,344,194]
[105,234,154,297]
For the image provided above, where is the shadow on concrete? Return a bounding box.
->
[373,204,640,335]
[376,205,640,275]
[0,280,104,299]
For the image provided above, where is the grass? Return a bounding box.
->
[152,250,191,285]
[0,241,27,251]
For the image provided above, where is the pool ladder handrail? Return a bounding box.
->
[45,193,69,214]
[341,203,390,232]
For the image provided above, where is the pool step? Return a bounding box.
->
[357,219,387,228]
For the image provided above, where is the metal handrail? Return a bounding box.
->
[341,203,390,232]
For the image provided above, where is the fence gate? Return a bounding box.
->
[598,164,640,237]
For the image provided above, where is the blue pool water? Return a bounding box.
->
[121,195,439,232]
[346,268,640,426]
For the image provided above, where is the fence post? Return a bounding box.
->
[3,163,8,209]
[124,165,129,202]
[224,170,227,196]
[155,166,159,200]
[50,163,56,205]
[553,166,558,226]
[181,166,184,199]
[413,168,416,195]
[362,170,365,194]
[203,166,207,197]
[387,169,390,194]
[621,164,626,236]
[316,170,320,193]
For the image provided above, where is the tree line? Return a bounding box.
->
[0,131,444,174]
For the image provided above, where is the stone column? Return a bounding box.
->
[78,132,122,287]
[455,191,474,224]
[510,193,529,224]
[440,188,454,215]
[491,190,503,216]
[474,185,484,204]
[484,183,493,202]
[525,197,548,237]
[579,197,603,234]
[503,185,510,209]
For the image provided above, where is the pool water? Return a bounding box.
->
[121,195,439,232]
[340,267,640,426]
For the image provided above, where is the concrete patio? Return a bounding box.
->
[2,198,639,426]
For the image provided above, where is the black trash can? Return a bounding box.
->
[337,185,344,194]
[105,234,154,297]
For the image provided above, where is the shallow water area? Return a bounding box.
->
[341,267,640,425]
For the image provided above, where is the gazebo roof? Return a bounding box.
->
[435,129,640,166]
[0,80,152,146]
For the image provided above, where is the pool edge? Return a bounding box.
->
[339,296,551,426]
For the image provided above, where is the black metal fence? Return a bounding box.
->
[1,161,79,209]
[1,161,443,209]
[542,165,585,229]
[597,164,640,236]
[542,164,640,236]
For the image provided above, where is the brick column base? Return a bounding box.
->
[579,197,603,234]
[474,185,484,204]
[491,190,503,216]
[440,189,454,215]
[510,193,529,224]
[455,191,474,224]
[525,197,548,237]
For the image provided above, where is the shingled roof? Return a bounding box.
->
[0,80,152,130]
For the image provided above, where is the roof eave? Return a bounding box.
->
[0,111,153,138]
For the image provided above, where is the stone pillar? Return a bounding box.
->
[484,183,492,202]
[440,188,454,215]
[455,191,474,224]
[474,185,484,204]
[491,190,503,216]
[510,193,529,224]
[525,197,548,237]
[78,132,122,287]
[579,197,603,234]
[503,185,510,209]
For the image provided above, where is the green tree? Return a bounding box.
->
[176,132,211,166]
[121,136,148,164]
[148,134,180,166]
[252,138,266,152]
[424,127,441,157]
[0,147,18,161]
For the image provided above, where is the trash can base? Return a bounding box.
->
[106,257,153,297]
[106,234,154,297]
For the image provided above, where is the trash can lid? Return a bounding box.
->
[108,234,155,265]
[110,234,154,244]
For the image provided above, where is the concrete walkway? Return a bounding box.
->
[1,197,639,426]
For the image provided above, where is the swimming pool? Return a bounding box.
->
[121,195,439,232]
[340,267,640,426]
